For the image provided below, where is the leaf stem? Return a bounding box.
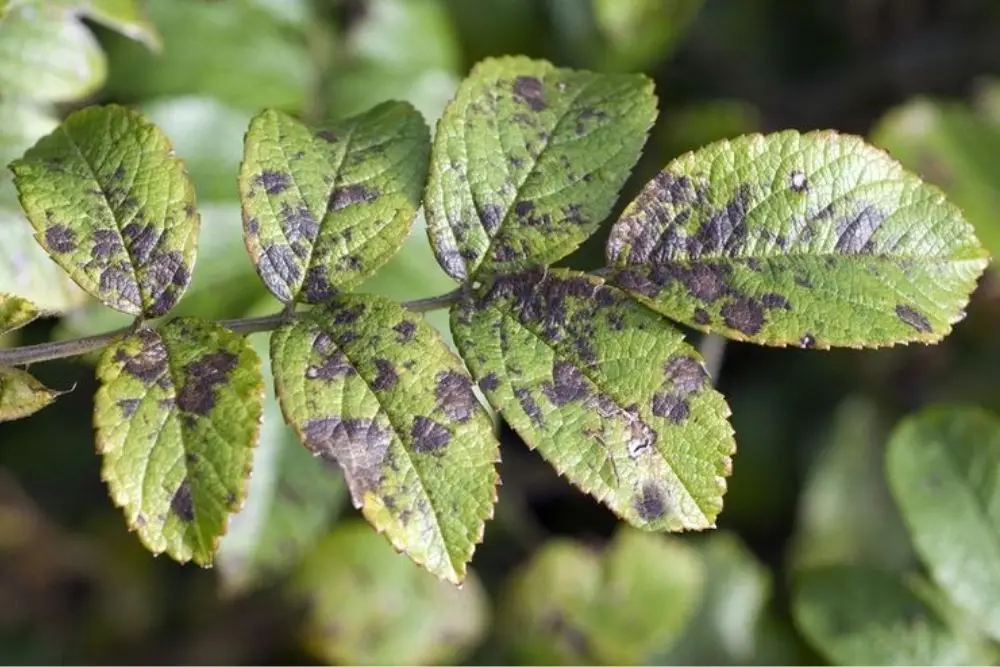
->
[0,289,465,368]
[699,333,728,385]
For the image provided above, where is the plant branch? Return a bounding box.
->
[0,289,466,368]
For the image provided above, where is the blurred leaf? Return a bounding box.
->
[793,565,986,665]
[425,56,657,281]
[291,520,489,666]
[607,130,989,348]
[141,97,252,202]
[11,105,200,318]
[871,98,1000,268]
[247,0,312,26]
[70,0,160,50]
[271,294,499,583]
[0,101,58,198]
[217,315,347,595]
[453,269,734,531]
[499,528,704,665]
[0,3,105,103]
[93,318,264,565]
[239,103,429,304]
[886,406,1000,641]
[0,366,59,422]
[442,0,544,65]
[661,532,772,665]
[0,293,38,334]
[102,0,310,111]
[0,207,87,312]
[790,396,912,571]
[657,99,760,160]
[592,0,704,72]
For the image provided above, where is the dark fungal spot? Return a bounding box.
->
[372,359,398,391]
[279,203,319,247]
[794,274,813,288]
[693,308,711,325]
[315,129,338,143]
[186,452,199,464]
[687,183,753,257]
[761,293,791,310]
[121,222,158,262]
[115,330,168,384]
[481,203,502,234]
[745,258,763,272]
[45,224,76,253]
[100,266,140,308]
[435,370,477,422]
[170,479,195,522]
[302,418,390,505]
[110,165,126,181]
[117,398,140,417]
[246,217,260,235]
[835,205,884,254]
[514,387,544,427]
[332,302,365,325]
[800,333,817,349]
[392,320,416,342]
[664,355,708,396]
[896,304,933,333]
[176,351,239,416]
[411,416,451,453]
[306,350,355,380]
[302,266,336,303]
[514,200,535,218]
[633,483,668,522]
[255,170,292,195]
[651,393,690,424]
[512,75,547,111]
[90,229,122,262]
[259,243,301,300]
[680,263,730,302]
[541,361,590,407]
[478,373,499,393]
[721,297,765,336]
[789,170,809,192]
[329,184,378,211]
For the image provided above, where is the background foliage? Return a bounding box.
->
[1,0,1000,664]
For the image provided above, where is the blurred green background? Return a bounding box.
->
[1,0,999,664]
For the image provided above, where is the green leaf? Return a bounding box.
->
[871,98,1000,269]
[217,327,347,595]
[271,293,499,583]
[239,103,429,304]
[452,268,734,530]
[886,406,1000,641]
[498,528,704,665]
[425,56,657,281]
[0,366,59,422]
[0,4,105,103]
[290,520,489,665]
[11,104,200,318]
[93,317,264,565]
[793,565,984,665]
[75,0,160,50]
[0,207,86,312]
[0,293,38,334]
[592,0,704,72]
[607,130,990,349]
[0,101,58,199]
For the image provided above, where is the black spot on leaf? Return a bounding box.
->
[663,356,707,395]
[481,203,502,234]
[280,203,319,247]
[302,266,336,303]
[117,398,140,417]
[651,393,690,424]
[512,76,547,111]
[435,370,477,422]
[687,184,753,257]
[332,302,365,325]
[721,297,765,336]
[315,129,338,143]
[121,222,158,263]
[514,387,544,427]
[329,184,378,211]
[541,361,590,406]
[372,359,398,391]
[392,320,416,342]
[633,483,668,522]
[259,244,302,300]
[302,418,390,505]
[895,304,932,333]
[91,229,122,262]
[835,205,884,254]
[514,200,535,217]
[176,351,238,416]
[306,349,355,380]
[246,217,260,235]
[115,330,168,384]
[411,416,451,453]
[100,266,141,309]
[256,170,291,195]
[761,293,791,310]
[45,224,76,253]
[170,479,195,522]
[799,333,817,348]
[478,373,499,392]
[693,308,711,325]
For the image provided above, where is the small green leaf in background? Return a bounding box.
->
[790,396,913,572]
[592,0,704,72]
[271,294,499,583]
[0,207,86,313]
[886,406,1000,642]
[607,130,990,348]
[0,366,60,422]
[871,96,1000,269]
[498,527,704,665]
[217,324,346,596]
[425,55,657,281]
[93,318,264,565]
[0,101,57,198]
[793,565,986,665]
[70,0,161,50]
[0,293,38,335]
[452,268,734,530]
[239,103,430,304]
[290,520,489,666]
[11,104,200,318]
[0,3,105,103]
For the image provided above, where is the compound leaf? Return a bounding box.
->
[0,293,38,335]
[451,268,734,530]
[887,407,1000,641]
[239,103,429,304]
[0,366,59,422]
[425,55,656,281]
[93,318,264,565]
[271,293,499,583]
[607,130,989,349]
[11,104,200,318]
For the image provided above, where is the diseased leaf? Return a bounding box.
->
[290,520,489,665]
[887,407,1000,641]
[0,366,59,422]
[425,55,657,281]
[452,268,734,530]
[271,293,499,583]
[11,104,200,318]
[0,3,105,103]
[0,293,38,335]
[93,318,264,565]
[498,528,704,665]
[217,327,347,595]
[793,565,985,666]
[607,130,989,349]
[240,103,430,304]
[0,207,86,312]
